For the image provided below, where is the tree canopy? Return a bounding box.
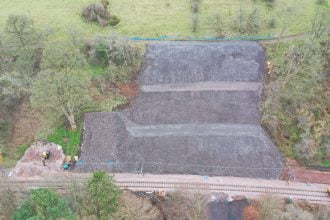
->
[71,171,121,219]
[13,189,74,220]
[30,42,91,130]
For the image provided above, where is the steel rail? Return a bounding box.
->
[1,183,326,198]
[1,180,325,193]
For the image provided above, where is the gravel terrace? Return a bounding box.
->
[75,41,284,179]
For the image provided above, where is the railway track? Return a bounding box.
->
[1,178,329,204]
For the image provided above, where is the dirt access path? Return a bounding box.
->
[258,33,309,45]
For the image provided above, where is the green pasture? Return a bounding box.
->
[0,0,322,40]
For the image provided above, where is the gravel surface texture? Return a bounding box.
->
[75,41,283,179]
[124,90,261,125]
[140,41,265,85]
[76,112,282,178]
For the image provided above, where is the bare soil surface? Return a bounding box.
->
[117,81,139,101]
[291,168,330,185]
[75,41,284,179]
[9,142,65,178]
[281,160,330,185]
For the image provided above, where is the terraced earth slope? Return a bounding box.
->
[75,42,284,179]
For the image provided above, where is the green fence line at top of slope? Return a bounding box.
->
[0,32,310,54]
[129,35,274,41]
[128,33,311,42]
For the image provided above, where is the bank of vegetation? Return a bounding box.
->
[0,12,144,163]
[262,9,329,166]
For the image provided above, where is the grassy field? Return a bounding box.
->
[0,0,321,39]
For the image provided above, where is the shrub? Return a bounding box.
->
[86,171,121,218]
[113,192,160,219]
[86,34,144,73]
[233,8,261,34]
[314,206,330,220]
[294,136,317,162]
[5,15,38,47]
[310,8,330,38]
[191,0,202,13]
[192,14,200,33]
[82,2,119,27]
[258,194,282,219]
[162,191,208,220]
[94,43,109,66]
[97,93,128,111]
[104,65,130,84]
[278,6,298,38]
[82,3,110,27]
[316,0,328,6]
[101,0,110,9]
[234,8,246,34]
[246,8,261,33]
[319,135,330,161]
[280,204,314,220]
[263,0,276,7]
[13,189,74,220]
[284,197,293,204]
[190,0,202,32]
[210,13,225,37]
[70,171,121,219]
[109,15,120,26]
[258,195,329,219]
[269,17,277,29]
[0,120,11,145]
[0,188,19,220]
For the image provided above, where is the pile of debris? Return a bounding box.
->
[9,142,65,178]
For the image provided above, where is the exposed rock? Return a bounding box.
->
[9,142,65,178]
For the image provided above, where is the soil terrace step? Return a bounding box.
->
[126,123,262,137]
[141,81,262,92]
